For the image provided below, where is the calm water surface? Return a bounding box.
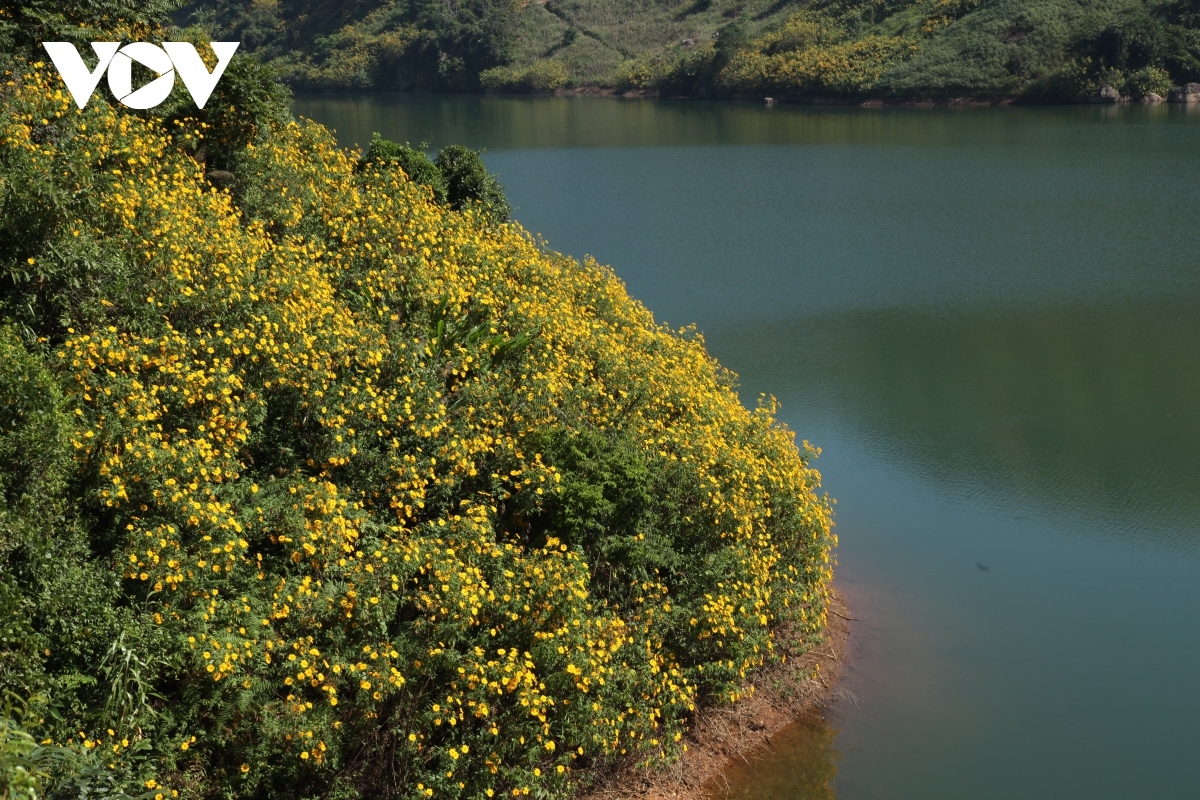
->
[295,94,1200,799]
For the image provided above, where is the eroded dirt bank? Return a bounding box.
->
[580,590,852,800]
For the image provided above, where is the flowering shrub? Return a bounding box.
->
[719,30,918,96]
[360,135,449,205]
[709,12,917,96]
[479,60,570,93]
[0,63,833,800]
[613,10,917,98]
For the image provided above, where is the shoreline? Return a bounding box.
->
[541,87,1027,106]
[541,87,1199,108]
[578,590,852,800]
[552,87,1190,106]
[297,84,1200,109]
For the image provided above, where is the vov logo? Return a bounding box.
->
[42,41,240,110]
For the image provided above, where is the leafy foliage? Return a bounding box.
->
[711,12,919,97]
[0,40,833,800]
[360,135,450,205]
[183,0,525,91]
[0,0,183,56]
[479,60,570,93]
[434,145,512,223]
[1,693,60,800]
[358,137,511,221]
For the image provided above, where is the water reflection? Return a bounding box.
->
[296,92,1200,153]
[709,297,1200,550]
[706,712,839,800]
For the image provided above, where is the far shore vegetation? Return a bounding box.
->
[0,2,834,799]
[178,0,1200,101]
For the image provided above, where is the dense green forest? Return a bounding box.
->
[179,0,1200,99]
[0,2,834,799]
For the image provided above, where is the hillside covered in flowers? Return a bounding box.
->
[0,18,833,800]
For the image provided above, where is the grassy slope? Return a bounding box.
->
[508,0,810,84]
[873,0,1156,95]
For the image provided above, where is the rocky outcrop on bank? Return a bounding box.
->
[1169,83,1200,103]
[1088,82,1200,104]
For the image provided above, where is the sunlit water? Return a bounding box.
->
[295,93,1200,799]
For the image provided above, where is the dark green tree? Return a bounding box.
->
[435,144,510,223]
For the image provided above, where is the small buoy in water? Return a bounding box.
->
[764,97,776,106]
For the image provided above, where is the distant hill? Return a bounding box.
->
[184,0,1200,100]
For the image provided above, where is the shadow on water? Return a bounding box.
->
[295,92,1200,153]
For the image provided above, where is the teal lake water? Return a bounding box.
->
[294,94,1200,799]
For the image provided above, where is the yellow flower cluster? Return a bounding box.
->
[618,11,917,98]
[4,67,833,798]
[721,14,918,96]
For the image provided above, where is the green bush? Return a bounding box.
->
[479,60,569,93]
[1,694,52,800]
[356,137,509,217]
[435,145,512,223]
[0,330,76,706]
[360,135,449,205]
[521,59,570,92]
[0,328,70,529]
[0,330,140,784]
[478,65,521,91]
[1124,64,1175,96]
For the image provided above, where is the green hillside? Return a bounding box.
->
[184,0,1200,100]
